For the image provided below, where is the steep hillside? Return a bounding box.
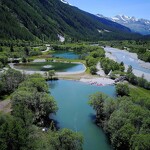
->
[0,0,141,41]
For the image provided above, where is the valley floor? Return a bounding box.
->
[8,60,116,86]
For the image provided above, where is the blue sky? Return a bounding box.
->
[67,0,150,20]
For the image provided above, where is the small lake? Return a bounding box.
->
[49,80,116,150]
[14,62,85,72]
[53,51,79,59]
[104,47,150,74]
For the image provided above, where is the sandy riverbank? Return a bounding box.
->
[80,78,115,86]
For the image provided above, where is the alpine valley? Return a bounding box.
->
[0,0,141,42]
[0,1,150,150]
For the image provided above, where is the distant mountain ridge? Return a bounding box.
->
[0,0,141,41]
[97,14,150,35]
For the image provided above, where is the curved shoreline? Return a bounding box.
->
[9,62,87,75]
[9,63,115,86]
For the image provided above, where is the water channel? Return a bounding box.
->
[104,47,150,74]
[49,80,116,150]
[53,51,79,59]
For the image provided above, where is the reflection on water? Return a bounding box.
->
[14,62,85,72]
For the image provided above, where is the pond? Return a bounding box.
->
[52,51,79,59]
[49,80,116,150]
[14,62,85,72]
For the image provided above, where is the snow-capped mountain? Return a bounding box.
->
[112,15,138,22]
[97,14,150,35]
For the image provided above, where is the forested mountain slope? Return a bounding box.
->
[0,0,141,41]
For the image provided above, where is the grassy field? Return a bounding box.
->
[129,84,150,98]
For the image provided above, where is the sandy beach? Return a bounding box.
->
[80,78,115,86]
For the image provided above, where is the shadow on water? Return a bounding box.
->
[47,80,58,89]
[89,113,96,122]
[89,113,113,149]
[49,114,60,130]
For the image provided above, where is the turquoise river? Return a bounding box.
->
[48,80,116,150]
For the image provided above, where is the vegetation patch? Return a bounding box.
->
[0,72,83,150]
[89,89,150,150]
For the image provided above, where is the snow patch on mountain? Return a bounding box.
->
[60,0,72,6]
[110,15,150,35]
[96,14,150,35]
[112,15,138,23]
[58,34,65,42]
[97,29,111,33]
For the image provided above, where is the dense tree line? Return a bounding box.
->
[0,45,46,68]
[100,58,125,74]
[0,40,43,47]
[0,52,8,68]
[85,47,105,74]
[126,66,150,90]
[52,43,104,57]
[11,73,58,125]
[0,69,25,96]
[0,112,35,150]
[116,83,129,96]
[89,91,150,150]
[0,71,83,149]
[52,44,90,60]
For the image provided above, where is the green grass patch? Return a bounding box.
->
[129,84,150,98]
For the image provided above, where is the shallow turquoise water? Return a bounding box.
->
[14,62,85,72]
[53,51,79,59]
[49,80,116,150]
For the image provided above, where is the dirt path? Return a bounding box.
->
[96,62,106,76]
[0,99,11,113]
[42,44,51,53]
